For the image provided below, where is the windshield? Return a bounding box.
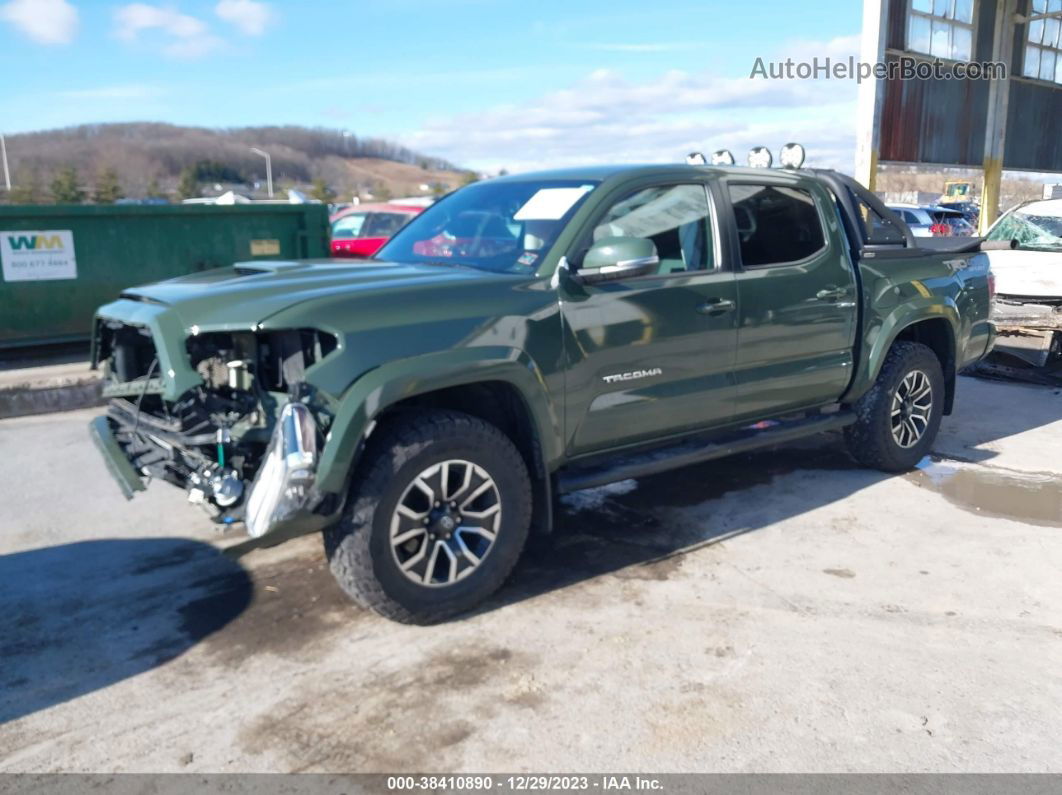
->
[987,201,1062,250]
[377,178,599,272]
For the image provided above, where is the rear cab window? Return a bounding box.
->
[849,193,906,245]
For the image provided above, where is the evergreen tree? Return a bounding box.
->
[146,177,166,199]
[176,167,199,200]
[93,167,123,204]
[50,167,85,204]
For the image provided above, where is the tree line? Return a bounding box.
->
[1,122,464,204]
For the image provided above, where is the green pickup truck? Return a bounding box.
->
[90,163,995,623]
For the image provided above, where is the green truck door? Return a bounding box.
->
[723,180,858,420]
[560,183,738,456]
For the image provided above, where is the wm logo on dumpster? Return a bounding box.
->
[6,234,65,251]
[0,229,77,282]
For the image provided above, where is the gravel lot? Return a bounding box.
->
[1,376,1060,773]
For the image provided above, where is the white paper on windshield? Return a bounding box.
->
[514,187,592,221]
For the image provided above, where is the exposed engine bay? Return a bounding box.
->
[92,319,338,535]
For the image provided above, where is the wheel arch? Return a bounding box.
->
[890,317,956,414]
[845,302,959,415]
[315,347,560,534]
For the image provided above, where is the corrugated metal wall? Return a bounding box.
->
[879,0,1062,172]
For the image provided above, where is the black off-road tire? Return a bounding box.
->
[844,341,945,472]
[323,410,532,624]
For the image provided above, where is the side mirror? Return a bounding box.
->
[575,236,659,284]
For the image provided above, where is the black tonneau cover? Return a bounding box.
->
[916,237,1019,253]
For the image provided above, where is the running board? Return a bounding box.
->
[557,411,856,494]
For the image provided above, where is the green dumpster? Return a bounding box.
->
[0,203,330,349]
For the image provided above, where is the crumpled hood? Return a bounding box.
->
[120,258,481,330]
[985,249,1062,299]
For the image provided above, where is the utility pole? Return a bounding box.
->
[854,0,888,191]
[249,147,273,198]
[979,0,1017,235]
[0,133,10,192]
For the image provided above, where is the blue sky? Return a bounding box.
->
[0,0,863,172]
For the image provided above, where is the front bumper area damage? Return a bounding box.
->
[90,315,342,541]
[244,402,320,538]
[978,297,1062,385]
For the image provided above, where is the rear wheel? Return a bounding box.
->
[845,341,944,472]
[324,410,532,624]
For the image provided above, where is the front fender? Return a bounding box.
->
[314,346,561,494]
[843,293,959,404]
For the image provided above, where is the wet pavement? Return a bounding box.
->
[910,458,1062,528]
[1,375,1060,773]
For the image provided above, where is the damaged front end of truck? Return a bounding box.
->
[89,312,343,542]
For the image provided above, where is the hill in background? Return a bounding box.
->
[1,123,474,204]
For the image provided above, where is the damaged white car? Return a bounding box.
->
[982,199,1062,382]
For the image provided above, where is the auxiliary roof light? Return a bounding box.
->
[779,142,806,169]
[686,152,707,165]
[710,149,735,166]
[747,146,773,168]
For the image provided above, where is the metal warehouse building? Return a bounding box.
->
[856,0,1062,231]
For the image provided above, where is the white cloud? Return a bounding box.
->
[0,0,77,45]
[114,3,206,39]
[401,35,862,174]
[215,0,272,35]
[113,3,223,58]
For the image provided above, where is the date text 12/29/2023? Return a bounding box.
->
[386,776,665,791]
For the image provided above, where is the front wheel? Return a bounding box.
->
[845,341,945,472]
[324,410,532,624]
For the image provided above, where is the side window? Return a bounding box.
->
[591,184,713,273]
[363,212,409,238]
[848,192,907,245]
[727,183,826,266]
[332,212,367,239]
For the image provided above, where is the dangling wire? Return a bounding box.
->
[131,358,159,437]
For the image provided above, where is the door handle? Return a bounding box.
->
[815,286,848,301]
[696,298,736,316]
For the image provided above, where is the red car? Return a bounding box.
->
[330,203,422,257]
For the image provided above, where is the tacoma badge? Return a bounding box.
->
[602,367,663,384]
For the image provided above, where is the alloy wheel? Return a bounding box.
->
[890,369,933,449]
[389,460,502,587]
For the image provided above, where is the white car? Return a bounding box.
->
[981,198,1061,376]
[984,199,1062,299]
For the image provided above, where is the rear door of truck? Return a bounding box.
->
[717,174,859,422]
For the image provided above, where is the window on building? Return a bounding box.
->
[1023,0,1062,84]
[907,0,975,61]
